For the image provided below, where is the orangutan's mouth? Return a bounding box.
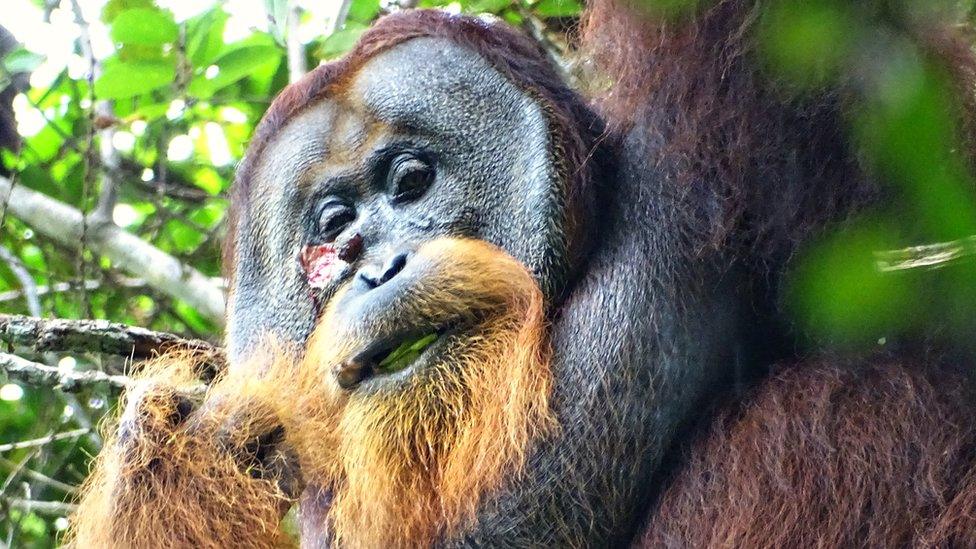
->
[373,332,440,373]
[335,324,460,390]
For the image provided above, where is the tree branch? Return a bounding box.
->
[0,353,130,392]
[3,498,78,516]
[0,176,226,323]
[326,0,353,36]
[69,0,120,224]
[516,5,572,79]
[0,278,147,304]
[0,429,91,453]
[0,314,220,358]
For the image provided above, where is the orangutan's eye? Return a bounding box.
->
[316,199,356,242]
[388,154,434,204]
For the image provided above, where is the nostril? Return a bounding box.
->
[358,251,410,289]
[380,252,408,285]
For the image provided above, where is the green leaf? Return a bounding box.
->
[502,9,524,25]
[469,0,512,13]
[189,202,227,227]
[17,164,59,198]
[128,101,171,122]
[378,333,438,372]
[532,0,581,17]
[118,43,167,63]
[102,0,155,22]
[318,24,367,59]
[188,45,282,98]
[789,223,917,344]
[18,244,45,270]
[164,219,206,252]
[191,167,226,195]
[173,300,218,334]
[15,512,47,538]
[24,124,66,163]
[186,9,229,67]
[95,59,175,99]
[3,48,45,74]
[759,2,855,89]
[110,8,179,47]
[348,0,381,23]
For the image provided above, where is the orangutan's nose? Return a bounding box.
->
[357,250,409,289]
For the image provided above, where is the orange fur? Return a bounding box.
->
[276,238,555,547]
[66,350,294,548]
[69,238,554,548]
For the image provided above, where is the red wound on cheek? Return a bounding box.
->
[300,243,348,289]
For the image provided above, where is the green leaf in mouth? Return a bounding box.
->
[377,333,439,373]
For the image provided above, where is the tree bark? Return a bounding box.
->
[0,176,227,323]
[0,314,220,358]
[0,352,130,392]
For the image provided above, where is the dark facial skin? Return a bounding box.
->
[226,37,573,371]
[228,30,744,547]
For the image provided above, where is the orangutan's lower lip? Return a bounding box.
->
[334,323,461,390]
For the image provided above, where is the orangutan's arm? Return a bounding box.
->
[67,352,298,549]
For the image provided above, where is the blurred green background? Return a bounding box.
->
[0,0,974,546]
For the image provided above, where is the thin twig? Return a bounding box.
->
[0,450,34,494]
[0,246,40,317]
[0,353,130,392]
[0,457,77,495]
[3,497,78,516]
[875,234,976,272]
[0,276,224,304]
[287,6,307,83]
[68,0,99,317]
[0,429,91,453]
[0,278,140,303]
[0,314,222,358]
[326,0,353,35]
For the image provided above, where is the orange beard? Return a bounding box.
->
[276,238,556,546]
[68,239,554,549]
